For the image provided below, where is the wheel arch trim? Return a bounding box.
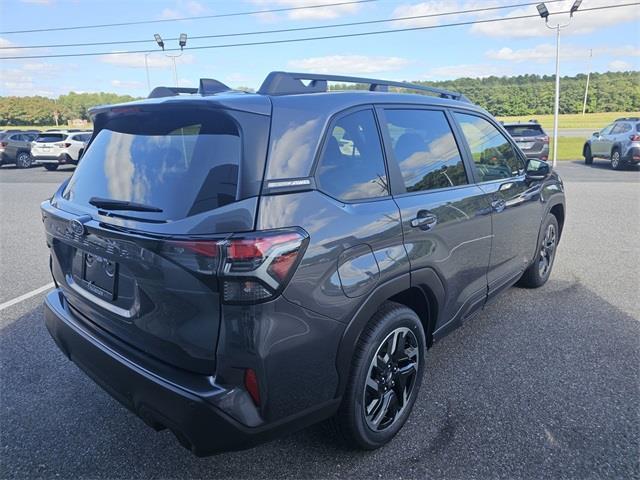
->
[333,269,444,398]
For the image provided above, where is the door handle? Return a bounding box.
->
[491,199,506,212]
[411,211,437,230]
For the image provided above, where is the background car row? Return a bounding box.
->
[0,129,91,170]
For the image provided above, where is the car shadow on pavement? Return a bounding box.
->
[1,278,638,479]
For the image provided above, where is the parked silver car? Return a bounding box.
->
[583,117,640,169]
[0,130,40,168]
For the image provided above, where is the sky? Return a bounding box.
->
[0,0,638,98]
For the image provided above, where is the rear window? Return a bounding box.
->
[62,109,241,221]
[36,134,67,143]
[504,125,544,137]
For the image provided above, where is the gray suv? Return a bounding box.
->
[583,117,640,169]
[502,120,549,162]
[42,72,566,456]
[0,130,40,168]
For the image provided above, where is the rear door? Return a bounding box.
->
[452,111,543,295]
[43,105,270,373]
[593,123,615,156]
[378,106,492,329]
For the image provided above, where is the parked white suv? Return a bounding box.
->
[32,131,91,171]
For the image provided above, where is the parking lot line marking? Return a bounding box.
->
[0,282,55,312]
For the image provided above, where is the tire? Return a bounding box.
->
[332,301,426,450]
[44,164,59,171]
[584,144,593,165]
[518,213,559,289]
[610,148,623,170]
[15,151,33,169]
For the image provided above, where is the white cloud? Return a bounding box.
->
[487,44,640,63]
[249,0,364,21]
[424,63,512,80]
[391,1,454,27]
[111,79,144,89]
[470,0,640,38]
[608,60,633,71]
[287,55,411,74]
[100,53,195,69]
[20,0,53,4]
[159,0,207,19]
[0,38,23,56]
[0,67,54,97]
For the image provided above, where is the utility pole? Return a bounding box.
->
[582,48,592,115]
[143,53,152,91]
[537,0,582,168]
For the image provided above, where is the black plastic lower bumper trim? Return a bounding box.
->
[43,289,339,456]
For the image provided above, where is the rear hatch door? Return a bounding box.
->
[43,102,270,373]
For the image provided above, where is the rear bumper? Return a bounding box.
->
[623,146,640,163]
[521,147,549,161]
[33,153,73,164]
[43,289,338,455]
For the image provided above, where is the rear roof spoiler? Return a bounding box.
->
[147,78,232,98]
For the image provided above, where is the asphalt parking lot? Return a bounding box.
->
[1,161,639,479]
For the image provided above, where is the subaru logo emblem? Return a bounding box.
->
[70,219,86,236]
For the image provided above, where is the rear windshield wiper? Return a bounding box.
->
[89,197,163,213]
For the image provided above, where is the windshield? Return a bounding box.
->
[62,109,242,221]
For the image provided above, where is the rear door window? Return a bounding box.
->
[315,109,388,201]
[383,109,467,192]
[62,109,241,221]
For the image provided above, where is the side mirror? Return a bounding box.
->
[526,158,550,181]
[592,131,600,138]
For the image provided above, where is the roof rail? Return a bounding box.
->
[257,71,470,102]
[147,78,232,99]
[615,117,640,122]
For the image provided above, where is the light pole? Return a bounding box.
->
[154,33,188,88]
[582,48,592,115]
[537,0,581,168]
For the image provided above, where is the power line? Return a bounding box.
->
[0,0,376,35]
[1,3,636,61]
[0,0,566,51]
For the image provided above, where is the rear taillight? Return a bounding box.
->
[0,142,7,148]
[630,134,640,142]
[160,229,308,304]
[55,142,72,148]
[536,136,549,142]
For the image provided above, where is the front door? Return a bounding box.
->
[452,112,543,294]
[378,107,492,328]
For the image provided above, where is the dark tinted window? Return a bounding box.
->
[35,134,66,143]
[504,125,544,137]
[385,109,467,192]
[63,109,241,220]
[455,113,525,182]
[316,109,388,201]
